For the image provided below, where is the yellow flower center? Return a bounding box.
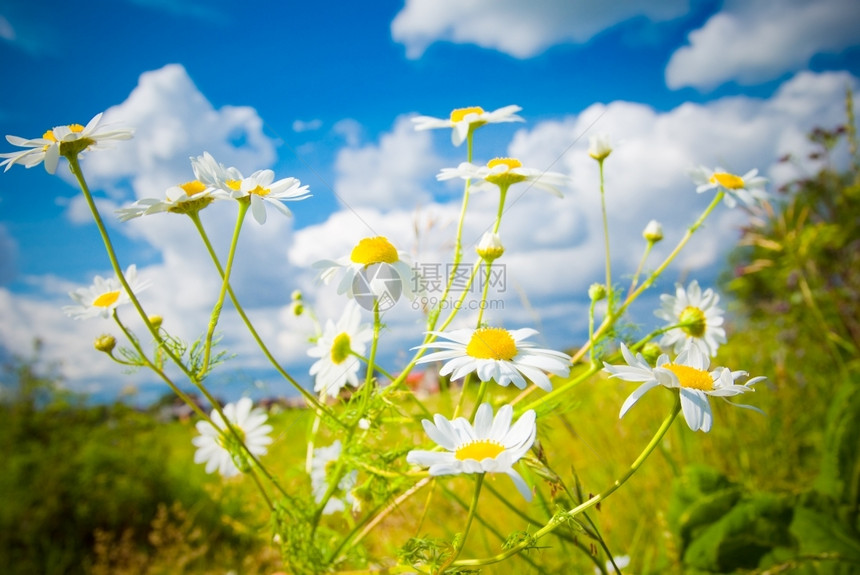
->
[349,236,399,265]
[330,332,352,365]
[247,185,270,197]
[465,328,517,361]
[487,157,522,171]
[92,290,121,308]
[665,364,713,391]
[180,180,207,196]
[678,306,707,338]
[710,172,745,190]
[450,106,484,122]
[485,157,527,187]
[225,179,242,191]
[42,124,84,144]
[455,439,504,461]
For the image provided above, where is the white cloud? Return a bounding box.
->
[334,116,442,209]
[291,70,858,365]
[666,0,860,90]
[293,119,323,132]
[391,0,688,58]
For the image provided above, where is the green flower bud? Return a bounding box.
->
[588,283,607,301]
[94,334,116,353]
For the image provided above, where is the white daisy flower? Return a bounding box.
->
[587,133,612,161]
[192,397,273,478]
[603,343,765,433]
[438,157,571,197]
[655,280,726,357]
[307,301,374,398]
[228,169,310,225]
[406,403,537,501]
[314,236,415,309]
[1,113,133,174]
[475,231,504,261]
[412,105,523,146]
[310,440,357,515]
[190,151,244,189]
[62,264,150,320]
[414,327,571,392]
[690,166,768,208]
[115,179,230,221]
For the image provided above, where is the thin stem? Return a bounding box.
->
[438,474,485,572]
[453,394,681,568]
[200,200,248,376]
[598,159,612,304]
[187,212,342,425]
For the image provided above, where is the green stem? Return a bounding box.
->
[187,212,342,425]
[438,474,485,572]
[453,394,681,568]
[200,200,248,376]
[598,159,612,304]
[568,191,725,366]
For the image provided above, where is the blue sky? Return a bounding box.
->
[1,0,859,403]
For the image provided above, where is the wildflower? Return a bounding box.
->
[115,180,228,221]
[655,280,726,356]
[192,397,273,478]
[690,166,768,208]
[588,133,612,162]
[307,301,374,398]
[589,283,607,301]
[475,231,504,261]
[603,343,764,432]
[407,403,537,501]
[414,327,570,392]
[314,236,415,305]
[412,105,523,146]
[63,264,149,320]
[1,113,133,174]
[227,169,310,225]
[310,440,357,514]
[642,219,663,242]
[438,158,571,197]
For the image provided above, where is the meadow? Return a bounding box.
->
[1,106,858,574]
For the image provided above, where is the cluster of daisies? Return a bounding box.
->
[1,106,766,508]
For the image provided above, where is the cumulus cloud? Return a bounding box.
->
[293,119,323,132]
[391,0,688,58]
[666,0,860,90]
[334,116,442,209]
[291,71,858,359]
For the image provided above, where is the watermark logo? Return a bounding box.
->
[353,263,403,311]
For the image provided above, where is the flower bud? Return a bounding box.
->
[94,334,116,354]
[642,220,663,243]
[588,134,612,161]
[291,289,303,301]
[588,283,607,301]
[640,343,662,365]
[290,301,304,316]
[148,314,163,329]
[476,231,504,261]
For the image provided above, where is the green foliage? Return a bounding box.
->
[0,351,267,575]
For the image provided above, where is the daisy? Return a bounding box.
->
[1,113,133,174]
[475,231,504,261]
[690,166,768,208]
[603,343,765,433]
[588,133,613,162]
[63,264,150,320]
[310,440,357,514]
[414,327,571,392]
[314,236,415,307]
[307,301,374,398]
[115,179,229,221]
[655,280,726,357]
[438,158,571,197]
[228,169,311,225]
[192,397,273,478]
[406,403,537,501]
[412,105,523,146]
